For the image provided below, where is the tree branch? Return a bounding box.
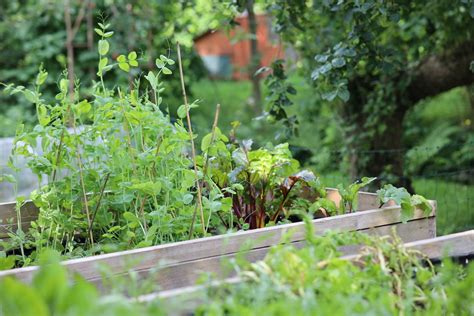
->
[408,41,474,104]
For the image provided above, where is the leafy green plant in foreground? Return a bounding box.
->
[196,224,473,315]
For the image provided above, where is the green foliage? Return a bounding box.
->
[0,250,169,316]
[1,29,199,265]
[265,0,474,187]
[377,184,432,222]
[0,0,218,136]
[2,27,363,267]
[261,59,298,139]
[336,176,376,213]
[270,0,474,102]
[195,231,474,315]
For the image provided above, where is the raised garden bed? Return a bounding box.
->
[141,229,474,303]
[0,189,436,291]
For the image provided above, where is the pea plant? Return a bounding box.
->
[2,24,200,264]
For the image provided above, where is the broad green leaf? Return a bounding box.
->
[0,251,16,269]
[182,193,194,205]
[117,55,127,63]
[129,59,138,67]
[377,184,410,205]
[74,100,91,115]
[128,51,137,60]
[321,90,338,101]
[400,198,414,223]
[94,28,104,36]
[35,69,48,86]
[177,104,187,119]
[99,57,108,69]
[38,104,50,126]
[145,71,157,90]
[98,39,109,55]
[130,181,162,195]
[23,89,37,103]
[331,57,346,68]
[201,133,213,152]
[103,31,114,38]
[411,194,432,216]
[123,212,140,224]
[338,89,350,102]
[155,58,165,69]
[162,67,172,75]
[118,62,130,72]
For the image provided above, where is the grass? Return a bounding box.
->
[413,178,474,235]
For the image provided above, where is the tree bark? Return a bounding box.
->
[246,0,262,112]
[407,41,474,104]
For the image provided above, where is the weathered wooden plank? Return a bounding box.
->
[0,209,435,286]
[0,193,435,286]
[403,229,474,260]
[140,229,473,303]
[95,218,434,292]
[0,201,38,238]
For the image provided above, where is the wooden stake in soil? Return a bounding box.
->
[176,42,206,235]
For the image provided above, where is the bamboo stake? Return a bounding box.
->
[176,42,206,235]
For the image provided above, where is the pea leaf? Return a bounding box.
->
[128,51,137,60]
[118,62,130,72]
[117,55,127,63]
[177,104,187,119]
[98,40,109,55]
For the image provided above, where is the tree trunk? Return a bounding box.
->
[64,0,75,101]
[246,0,262,112]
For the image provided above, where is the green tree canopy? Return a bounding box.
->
[267,0,474,190]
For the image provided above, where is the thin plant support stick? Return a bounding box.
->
[87,172,110,240]
[176,42,206,236]
[188,104,221,239]
[202,104,220,177]
[73,127,94,245]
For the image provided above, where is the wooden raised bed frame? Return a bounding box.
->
[142,229,474,304]
[0,189,436,291]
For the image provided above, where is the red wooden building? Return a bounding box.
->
[194,14,284,80]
